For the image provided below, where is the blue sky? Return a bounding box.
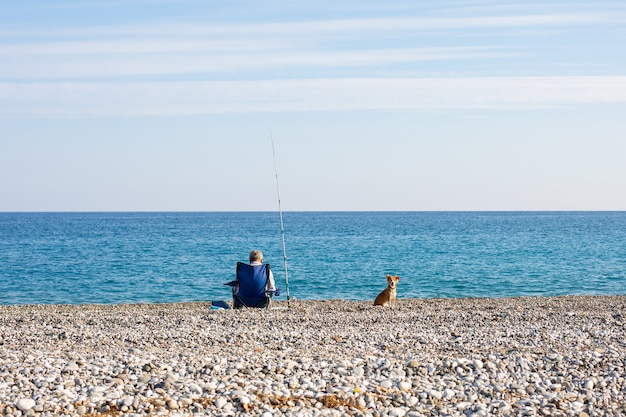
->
[1,0,625,211]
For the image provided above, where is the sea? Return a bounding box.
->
[1,212,625,306]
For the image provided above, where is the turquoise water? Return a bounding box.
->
[0,212,625,305]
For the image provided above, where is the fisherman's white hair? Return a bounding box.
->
[249,250,263,263]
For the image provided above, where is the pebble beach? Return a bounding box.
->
[1,296,625,417]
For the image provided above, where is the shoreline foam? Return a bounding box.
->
[1,296,625,416]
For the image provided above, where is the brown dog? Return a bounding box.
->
[374,275,400,307]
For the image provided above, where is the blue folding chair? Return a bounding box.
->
[225,262,280,309]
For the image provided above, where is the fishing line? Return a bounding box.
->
[270,130,291,306]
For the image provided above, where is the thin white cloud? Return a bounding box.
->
[0,13,609,38]
[0,12,613,81]
[3,76,626,118]
[0,39,289,56]
[0,47,510,79]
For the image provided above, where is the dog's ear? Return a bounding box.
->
[386,274,392,279]
[395,276,400,281]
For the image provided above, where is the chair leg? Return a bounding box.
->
[233,296,246,309]
[233,295,270,309]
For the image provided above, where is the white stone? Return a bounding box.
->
[456,402,472,410]
[214,397,227,409]
[429,390,442,400]
[389,407,407,417]
[16,398,36,411]
[407,396,419,407]
[106,390,121,400]
[380,380,393,389]
[188,383,202,394]
[399,381,412,391]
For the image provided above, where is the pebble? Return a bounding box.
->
[429,389,442,400]
[188,383,202,394]
[1,296,625,416]
[398,381,412,391]
[390,407,407,416]
[16,399,35,411]
[214,397,227,409]
[380,380,393,389]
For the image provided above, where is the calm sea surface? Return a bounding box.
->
[1,212,625,305]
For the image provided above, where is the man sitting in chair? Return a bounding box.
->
[230,250,277,308]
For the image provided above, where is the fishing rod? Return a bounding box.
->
[270,130,291,307]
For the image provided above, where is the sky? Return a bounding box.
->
[1,0,625,211]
